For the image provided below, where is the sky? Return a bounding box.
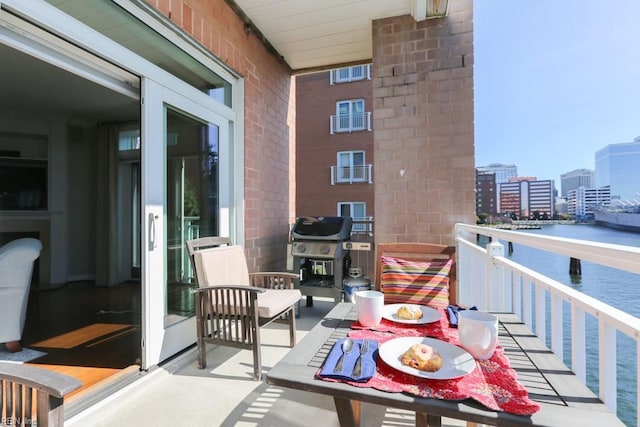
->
[474,0,640,184]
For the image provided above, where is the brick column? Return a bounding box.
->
[372,0,475,246]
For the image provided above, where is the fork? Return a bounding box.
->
[351,339,369,377]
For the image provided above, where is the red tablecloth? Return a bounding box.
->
[317,310,541,416]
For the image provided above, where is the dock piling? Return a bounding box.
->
[569,257,582,275]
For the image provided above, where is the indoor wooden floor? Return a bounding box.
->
[20,281,142,400]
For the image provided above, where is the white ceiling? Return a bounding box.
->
[232,0,417,71]
[0,0,433,122]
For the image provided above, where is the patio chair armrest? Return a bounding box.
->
[192,284,266,294]
[250,272,298,290]
[0,362,82,398]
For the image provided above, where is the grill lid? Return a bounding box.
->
[292,216,352,240]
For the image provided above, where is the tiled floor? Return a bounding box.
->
[67,298,467,427]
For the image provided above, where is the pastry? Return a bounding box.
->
[396,305,423,320]
[400,343,443,372]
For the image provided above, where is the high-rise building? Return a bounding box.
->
[498,179,555,219]
[560,169,594,197]
[476,163,517,184]
[475,170,497,216]
[595,137,640,202]
[567,186,611,218]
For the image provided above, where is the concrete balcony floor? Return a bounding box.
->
[69,298,466,427]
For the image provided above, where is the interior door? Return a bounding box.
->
[141,78,227,367]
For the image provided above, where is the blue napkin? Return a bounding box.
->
[319,338,378,382]
[446,305,478,328]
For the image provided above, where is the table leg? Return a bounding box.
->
[334,397,357,427]
[416,411,441,427]
[351,400,361,425]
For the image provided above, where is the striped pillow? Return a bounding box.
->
[380,255,452,309]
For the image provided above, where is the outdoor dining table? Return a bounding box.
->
[265,302,624,427]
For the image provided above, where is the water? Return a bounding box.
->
[497,224,640,426]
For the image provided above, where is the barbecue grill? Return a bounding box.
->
[291,216,352,305]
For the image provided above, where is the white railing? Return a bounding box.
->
[351,216,373,235]
[330,112,372,134]
[330,164,373,184]
[454,223,640,425]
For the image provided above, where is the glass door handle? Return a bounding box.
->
[149,213,158,250]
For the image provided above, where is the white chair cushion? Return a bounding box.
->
[194,245,250,286]
[257,289,301,318]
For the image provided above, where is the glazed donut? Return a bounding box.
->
[400,343,443,372]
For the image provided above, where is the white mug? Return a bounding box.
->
[355,290,384,327]
[458,310,499,360]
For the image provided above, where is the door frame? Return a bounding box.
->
[141,78,231,367]
[3,0,245,369]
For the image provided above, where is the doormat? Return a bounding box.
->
[0,348,47,363]
[31,323,133,349]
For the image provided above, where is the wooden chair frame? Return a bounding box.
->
[186,237,299,381]
[0,362,81,427]
[374,242,458,305]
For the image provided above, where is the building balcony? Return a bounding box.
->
[68,221,636,426]
[330,164,373,185]
[329,112,372,134]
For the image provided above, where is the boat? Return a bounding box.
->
[593,205,640,233]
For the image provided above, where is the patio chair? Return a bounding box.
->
[0,361,81,427]
[0,237,42,352]
[374,242,457,307]
[187,237,301,381]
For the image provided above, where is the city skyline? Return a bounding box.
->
[474,1,640,185]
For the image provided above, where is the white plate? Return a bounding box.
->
[382,304,441,324]
[378,337,475,380]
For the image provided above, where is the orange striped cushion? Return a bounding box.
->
[380,256,452,309]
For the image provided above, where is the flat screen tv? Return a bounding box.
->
[0,160,48,210]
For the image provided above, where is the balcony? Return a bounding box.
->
[455,223,640,426]
[67,221,637,426]
[329,112,372,134]
[330,164,373,184]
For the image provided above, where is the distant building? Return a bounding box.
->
[567,186,611,219]
[476,163,517,184]
[498,179,555,219]
[595,137,640,202]
[555,197,568,215]
[509,176,536,182]
[560,168,594,197]
[475,170,497,216]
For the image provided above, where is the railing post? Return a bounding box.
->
[571,305,586,383]
[599,321,617,412]
[485,241,504,311]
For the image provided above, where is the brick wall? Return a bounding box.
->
[145,0,295,271]
[371,0,475,246]
[296,72,374,218]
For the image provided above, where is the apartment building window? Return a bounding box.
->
[331,99,371,134]
[330,65,371,84]
[338,151,364,182]
[339,201,365,227]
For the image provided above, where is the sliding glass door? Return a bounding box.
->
[141,78,228,367]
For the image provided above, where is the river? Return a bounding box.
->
[497,224,640,426]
